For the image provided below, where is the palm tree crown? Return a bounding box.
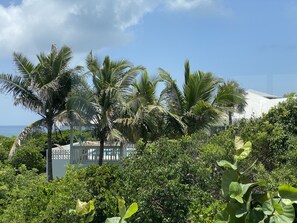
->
[69,53,144,165]
[160,60,246,135]
[0,45,81,180]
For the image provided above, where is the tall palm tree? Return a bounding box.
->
[159,60,246,135]
[0,45,81,181]
[69,53,144,165]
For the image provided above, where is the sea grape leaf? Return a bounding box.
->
[234,141,252,161]
[229,182,243,203]
[278,184,297,205]
[76,199,94,216]
[269,200,295,223]
[105,217,121,223]
[235,136,244,150]
[235,204,247,218]
[123,202,138,219]
[217,160,237,170]
[222,169,238,197]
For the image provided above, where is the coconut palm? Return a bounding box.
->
[159,60,246,135]
[0,45,81,181]
[214,80,246,125]
[116,71,185,143]
[69,53,144,165]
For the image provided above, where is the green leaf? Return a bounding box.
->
[217,160,237,170]
[222,169,238,197]
[234,141,252,161]
[262,199,295,223]
[235,204,247,218]
[278,184,297,205]
[118,198,126,218]
[269,201,295,223]
[262,199,274,215]
[235,136,244,150]
[123,202,138,219]
[76,199,93,216]
[86,212,95,223]
[105,217,121,223]
[229,182,254,204]
[229,182,243,203]
[241,183,254,196]
[272,200,284,215]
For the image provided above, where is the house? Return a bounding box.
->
[49,126,135,178]
[232,89,288,121]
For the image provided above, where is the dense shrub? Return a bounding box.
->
[122,135,229,223]
[10,141,46,173]
[0,136,14,162]
[0,163,123,223]
[82,164,124,222]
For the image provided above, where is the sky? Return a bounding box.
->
[1,0,297,125]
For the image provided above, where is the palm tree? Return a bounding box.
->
[214,80,246,125]
[69,53,144,165]
[0,45,81,181]
[159,60,246,135]
[117,71,186,143]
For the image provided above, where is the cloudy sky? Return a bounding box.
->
[1,0,297,125]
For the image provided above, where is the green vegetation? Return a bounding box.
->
[1,46,297,221]
[0,45,246,181]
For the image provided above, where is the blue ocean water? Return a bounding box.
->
[0,125,26,137]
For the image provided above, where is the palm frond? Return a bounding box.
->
[159,68,184,115]
[13,52,35,79]
[9,119,45,158]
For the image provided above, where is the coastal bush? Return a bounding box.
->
[122,135,229,222]
[216,138,297,222]
[82,164,124,222]
[0,136,14,162]
[0,165,48,223]
[10,141,46,173]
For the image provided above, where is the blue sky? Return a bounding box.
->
[1,0,297,125]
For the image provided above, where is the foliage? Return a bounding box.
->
[216,138,297,223]
[69,199,95,223]
[0,45,82,180]
[0,136,14,162]
[122,135,228,222]
[83,164,124,222]
[10,140,45,173]
[159,60,246,136]
[105,198,138,223]
[69,54,144,165]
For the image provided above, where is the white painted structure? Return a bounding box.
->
[233,89,288,121]
[49,126,135,178]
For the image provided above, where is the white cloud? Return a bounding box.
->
[165,0,215,11]
[0,0,223,58]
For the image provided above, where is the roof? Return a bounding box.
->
[246,89,280,99]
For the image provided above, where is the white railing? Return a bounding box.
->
[70,142,135,164]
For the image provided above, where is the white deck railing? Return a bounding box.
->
[70,142,135,164]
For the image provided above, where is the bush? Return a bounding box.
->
[122,135,229,223]
[83,164,124,222]
[0,136,14,162]
[10,141,46,173]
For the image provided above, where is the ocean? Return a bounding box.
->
[0,125,27,137]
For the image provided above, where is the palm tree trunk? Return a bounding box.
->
[228,111,233,125]
[47,120,53,181]
[99,138,104,166]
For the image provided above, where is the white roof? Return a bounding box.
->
[233,90,287,120]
